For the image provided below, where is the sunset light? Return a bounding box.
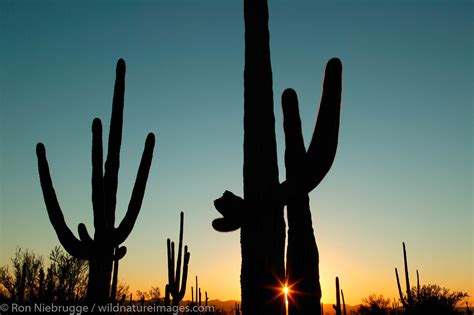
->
[0,0,472,313]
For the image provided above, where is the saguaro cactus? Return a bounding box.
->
[395,242,414,312]
[166,211,190,306]
[212,0,342,314]
[36,59,155,304]
[333,277,342,315]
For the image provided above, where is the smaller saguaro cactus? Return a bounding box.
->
[235,302,241,315]
[333,277,344,315]
[195,276,199,305]
[395,242,414,311]
[199,287,202,306]
[205,291,209,307]
[166,211,190,306]
[341,289,347,315]
[333,277,341,315]
[416,269,420,298]
[36,59,155,304]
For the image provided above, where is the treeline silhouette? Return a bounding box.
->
[0,247,87,304]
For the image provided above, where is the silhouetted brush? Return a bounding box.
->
[211,0,342,314]
[166,211,190,306]
[18,262,27,303]
[36,59,155,304]
[38,268,45,302]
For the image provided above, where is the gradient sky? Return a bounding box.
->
[1,0,472,306]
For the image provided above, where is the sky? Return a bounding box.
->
[1,0,472,306]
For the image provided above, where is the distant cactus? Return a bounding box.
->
[332,277,347,315]
[235,302,241,315]
[36,59,155,304]
[212,0,342,314]
[199,287,202,306]
[395,242,414,311]
[333,277,342,315]
[341,289,347,315]
[195,276,199,306]
[166,211,190,306]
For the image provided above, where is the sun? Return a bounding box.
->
[283,284,289,296]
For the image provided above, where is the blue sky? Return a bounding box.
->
[1,0,472,304]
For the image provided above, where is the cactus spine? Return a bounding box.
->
[212,0,342,314]
[36,59,155,304]
[166,211,190,306]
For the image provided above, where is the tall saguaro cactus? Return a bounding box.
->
[36,59,155,304]
[212,0,342,314]
[166,211,190,306]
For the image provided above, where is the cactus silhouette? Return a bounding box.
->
[333,277,342,315]
[395,242,415,312]
[341,289,347,315]
[211,0,342,314]
[166,211,190,306]
[110,246,120,302]
[36,59,155,304]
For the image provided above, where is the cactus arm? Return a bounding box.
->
[177,247,190,301]
[416,269,420,298]
[103,59,126,227]
[175,211,184,293]
[213,60,342,225]
[341,289,347,315]
[78,223,93,245]
[282,88,306,187]
[114,133,155,245]
[212,191,244,232]
[114,246,127,260]
[304,58,342,188]
[167,239,175,290]
[402,242,413,306]
[334,277,341,315]
[395,268,407,307]
[36,143,88,259]
[278,58,342,201]
[91,118,107,233]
